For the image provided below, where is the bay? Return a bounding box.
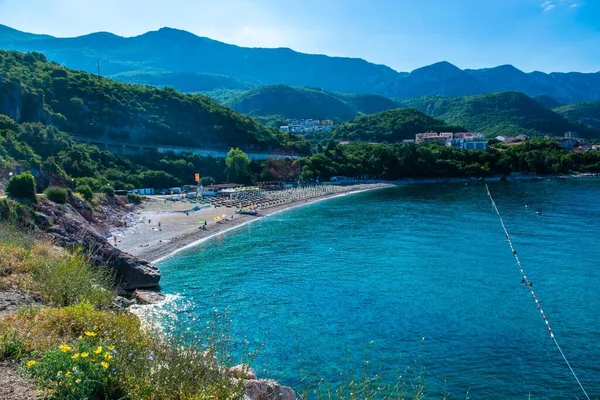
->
[155,179,600,399]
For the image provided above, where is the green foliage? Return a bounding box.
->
[200,176,215,186]
[0,199,35,227]
[30,249,115,307]
[44,186,68,204]
[76,185,93,201]
[24,335,115,400]
[111,70,254,93]
[554,101,600,130]
[100,186,115,197]
[398,92,600,138]
[126,193,141,204]
[334,108,464,143]
[0,50,307,153]
[6,172,37,201]
[226,148,251,183]
[227,84,399,121]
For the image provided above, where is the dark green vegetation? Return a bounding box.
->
[5,172,36,201]
[333,109,464,143]
[111,70,254,93]
[299,140,600,181]
[554,102,600,130]
[227,84,398,121]
[398,92,600,138]
[533,94,563,109]
[43,186,68,204]
[0,50,308,152]
[2,25,600,103]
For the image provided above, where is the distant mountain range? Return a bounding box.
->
[1,24,600,104]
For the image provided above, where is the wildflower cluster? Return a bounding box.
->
[24,332,117,399]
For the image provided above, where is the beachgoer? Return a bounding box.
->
[529,282,533,287]
[158,221,162,231]
[114,236,117,246]
[148,219,151,224]
[186,212,189,216]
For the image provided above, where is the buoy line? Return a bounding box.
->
[484,183,591,400]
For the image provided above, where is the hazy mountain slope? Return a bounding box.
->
[110,71,255,93]
[2,24,600,103]
[227,85,400,121]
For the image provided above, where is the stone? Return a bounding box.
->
[243,379,297,400]
[229,364,257,380]
[132,289,166,305]
[113,295,133,309]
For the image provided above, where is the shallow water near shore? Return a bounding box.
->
[155,179,600,398]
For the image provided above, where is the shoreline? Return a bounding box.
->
[112,184,393,266]
[113,173,599,269]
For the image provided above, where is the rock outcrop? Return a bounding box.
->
[243,379,296,400]
[33,198,160,290]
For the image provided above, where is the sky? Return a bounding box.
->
[0,0,599,73]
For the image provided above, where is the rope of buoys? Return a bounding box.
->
[485,183,591,400]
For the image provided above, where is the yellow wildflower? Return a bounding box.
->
[65,372,72,378]
[76,378,81,384]
[94,346,103,354]
[71,353,80,359]
[59,344,72,353]
[84,331,97,337]
[104,352,114,361]
[26,360,36,368]
[100,361,109,369]
[107,345,115,351]
[80,352,89,358]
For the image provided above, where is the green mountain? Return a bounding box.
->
[398,92,600,138]
[333,109,465,143]
[226,85,399,121]
[533,94,563,109]
[554,102,600,130]
[2,24,600,103]
[0,50,307,152]
[110,71,255,93]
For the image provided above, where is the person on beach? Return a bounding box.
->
[158,221,162,231]
[114,236,117,246]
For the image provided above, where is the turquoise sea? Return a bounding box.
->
[155,179,600,399]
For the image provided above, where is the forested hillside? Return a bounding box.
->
[333,109,464,143]
[0,50,308,152]
[111,71,255,93]
[226,85,399,121]
[398,92,600,138]
[554,102,600,130]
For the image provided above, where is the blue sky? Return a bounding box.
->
[0,0,598,73]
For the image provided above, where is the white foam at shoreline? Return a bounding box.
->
[151,185,391,264]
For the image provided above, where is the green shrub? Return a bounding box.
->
[6,172,37,201]
[76,185,93,202]
[126,193,141,204]
[100,186,115,197]
[24,334,116,399]
[44,186,69,204]
[31,250,115,307]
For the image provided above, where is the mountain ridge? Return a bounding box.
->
[1,24,600,103]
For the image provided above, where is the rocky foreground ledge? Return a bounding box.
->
[32,197,160,290]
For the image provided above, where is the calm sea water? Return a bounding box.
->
[156,179,600,399]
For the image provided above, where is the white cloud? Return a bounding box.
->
[541,0,582,11]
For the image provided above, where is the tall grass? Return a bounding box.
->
[0,223,115,307]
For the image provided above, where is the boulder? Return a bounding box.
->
[113,295,133,309]
[243,379,296,400]
[132,289,166,305]
[229,364,257,380]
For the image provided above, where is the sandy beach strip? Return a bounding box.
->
[111,183,392,264]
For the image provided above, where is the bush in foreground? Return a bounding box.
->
[100,186,115,197]
[76,185,94,202]
[6,172,37,202]
[44,186,68,205]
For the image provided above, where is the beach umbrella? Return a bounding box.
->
[215,216,221,221]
